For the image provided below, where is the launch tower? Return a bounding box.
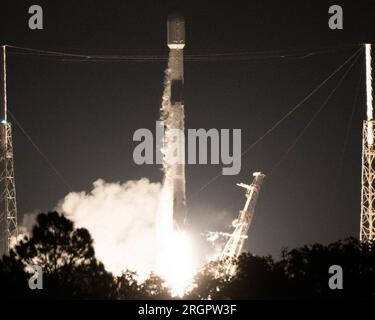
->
[361,43,375,242]
[0,45,18,256]
[220,172,265,275]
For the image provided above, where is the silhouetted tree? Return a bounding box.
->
[186,259,230,299]
[189,238,375,299]
[0,212,115,299]
[2,212,375,300]
[0,250,30,299]
[116,270,144,299]
[139,273,171,299]
[279,237,375,299]
[222,254,292,299]
[116,271,171,299]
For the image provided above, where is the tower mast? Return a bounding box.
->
[220,172,265,275]
[360,43,375,242]
[0,45,18,256]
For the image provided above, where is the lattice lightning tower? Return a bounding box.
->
[360,43,375,242]
[0,45,18,256]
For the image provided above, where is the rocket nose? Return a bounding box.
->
[167,12,185,23]
[167,12,185,49]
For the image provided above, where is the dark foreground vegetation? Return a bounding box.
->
[0,212,374,299]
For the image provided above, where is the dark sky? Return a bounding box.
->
[1,0,375,257]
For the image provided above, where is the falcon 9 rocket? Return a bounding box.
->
[162,13,186,230]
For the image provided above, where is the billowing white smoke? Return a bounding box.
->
[58,178,162,280]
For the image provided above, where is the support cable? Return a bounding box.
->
[268,49,363,177]
[8,111,72,191]
[188,47,362,203]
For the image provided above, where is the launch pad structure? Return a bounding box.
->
[220,172,265,275]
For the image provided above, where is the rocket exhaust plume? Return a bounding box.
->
[59,179,162,280]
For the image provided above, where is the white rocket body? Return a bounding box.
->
[165,13,186,229]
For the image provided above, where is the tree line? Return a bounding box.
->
[1,212,374,299]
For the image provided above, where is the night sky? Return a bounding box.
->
[1,0,375,257]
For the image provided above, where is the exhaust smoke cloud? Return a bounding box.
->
[59,178,161,280]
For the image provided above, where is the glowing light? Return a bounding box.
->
[157,229,196,296]
[155,182,196,296]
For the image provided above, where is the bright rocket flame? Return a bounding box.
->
[155,182,196,296]
[157,229,195,296]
